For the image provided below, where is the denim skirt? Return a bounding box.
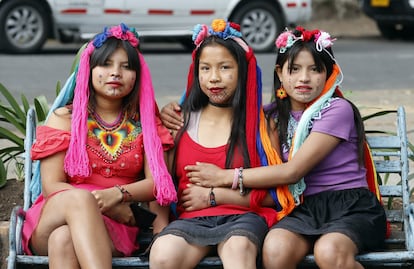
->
[158,212,268,249]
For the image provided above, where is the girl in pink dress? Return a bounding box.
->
[22,23,176,269]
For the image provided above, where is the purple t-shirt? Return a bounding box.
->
[302,98,368,196]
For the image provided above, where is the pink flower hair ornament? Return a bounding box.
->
[93,23,139,48]
[275,26,336,53]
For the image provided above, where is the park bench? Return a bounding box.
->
[7,106,414,269]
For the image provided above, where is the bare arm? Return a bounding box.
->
[92,155,156,225]
[186,132,340,188]
[93,155,156,212]
[40,107,74,197]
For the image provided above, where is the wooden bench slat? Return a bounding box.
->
[112,257,149,267]
[381,230,406,246]
[367,136,401,148]
[386,209,403,223]
[302,251,414,265]
[374,160,402,173]
[379,185,402,197]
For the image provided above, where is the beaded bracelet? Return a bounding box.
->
[115,184,132,203]
[209,187,217,207]
[238,168,246,196]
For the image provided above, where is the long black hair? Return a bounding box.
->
[175,35,252,169]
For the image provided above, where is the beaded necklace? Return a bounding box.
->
[87,111,141,162]
[92,110,125,131]
[277,111,303,159]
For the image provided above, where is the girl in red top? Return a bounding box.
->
[149,19,294,269]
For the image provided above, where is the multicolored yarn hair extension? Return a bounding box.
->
[36,23,176,205]
[186,19,262,168]
[187,19,296,226]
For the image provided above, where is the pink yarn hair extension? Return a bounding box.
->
[138,53,177,205]
[63,35,177,205]
[64,43,94,177]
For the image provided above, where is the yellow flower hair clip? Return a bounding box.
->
[192,19,243,47]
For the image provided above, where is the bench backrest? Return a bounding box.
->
[365,106,412,250]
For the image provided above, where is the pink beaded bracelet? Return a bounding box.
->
[232,168,239,189]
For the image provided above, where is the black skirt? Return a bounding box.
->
[272,187,387,252]
[157,212,268,249]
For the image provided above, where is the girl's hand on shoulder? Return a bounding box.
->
[181,184,210,211]
[92,187,122,212]
[160,101,183,131]
[185,162,230,187]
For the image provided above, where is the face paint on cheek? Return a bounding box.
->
[316,78,324,90]
[97,74,104,85]
[287,78,292,88]
[317,78,322,84]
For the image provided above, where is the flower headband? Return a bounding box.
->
[93,23,139,48]
[192,19,249,52]
[64,23,176,205]
[275,26,336,53]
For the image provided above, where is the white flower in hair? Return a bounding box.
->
[315,31,336,52]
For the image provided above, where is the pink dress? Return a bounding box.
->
[22,114,173,256]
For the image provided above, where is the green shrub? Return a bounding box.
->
[0,45,82,186]
[0,83,50,186]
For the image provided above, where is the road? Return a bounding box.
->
[0,37,413,108]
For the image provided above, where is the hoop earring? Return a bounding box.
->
[276,85,287,99]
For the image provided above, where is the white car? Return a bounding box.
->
[0,0,312,54]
